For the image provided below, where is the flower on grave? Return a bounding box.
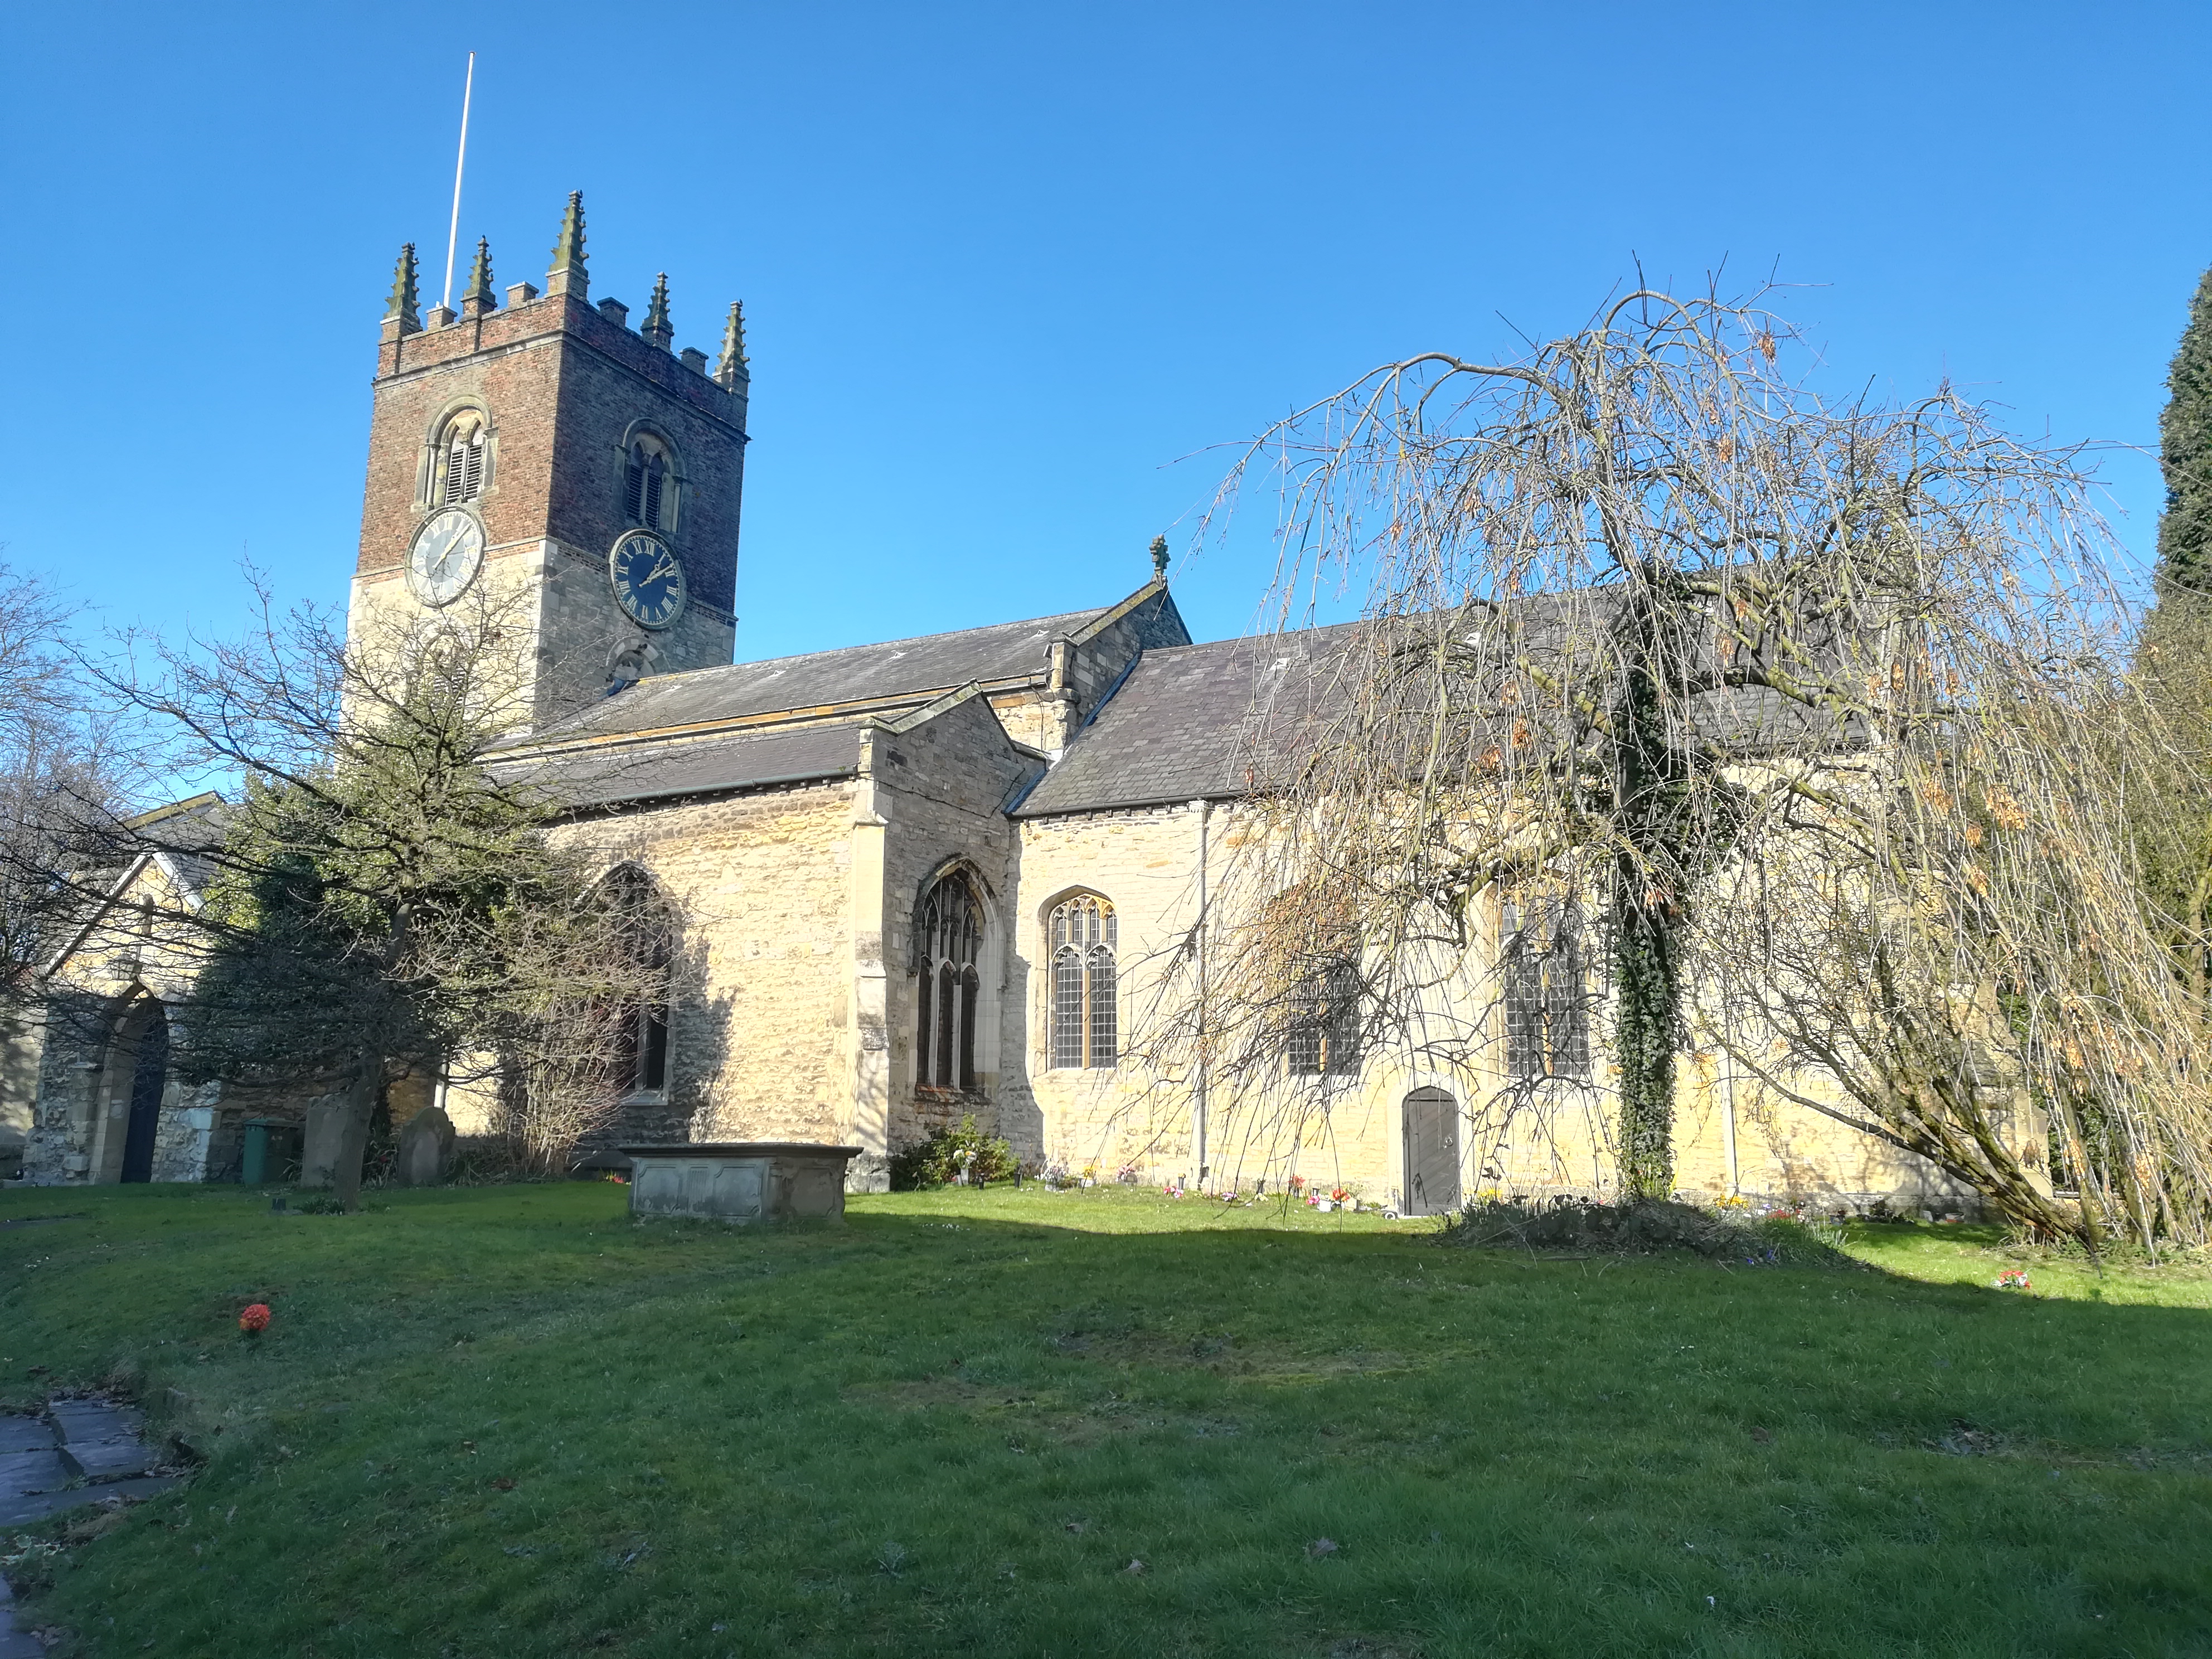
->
[1330,1187,1349,1204]
[1288,1175,1305,1191]
[1995,1269,2032,1291]
[239,1303,272,1335]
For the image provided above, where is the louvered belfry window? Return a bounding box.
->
[1048,894,1117,1069]
[1502,892,1591,1081]
[624,444,667,530]
[441,425,485,505]
[915,873,983,1091]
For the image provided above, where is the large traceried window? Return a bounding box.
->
[624,435,676,531]
[915,872,983,1092]
[438,414,487,506]
[1501,891,1590,1081]
[1287,957,1364,1077]
[1047,894,1117,1069]
[599,865,675,1095]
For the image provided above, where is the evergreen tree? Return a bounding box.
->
[2157,265,2212,595]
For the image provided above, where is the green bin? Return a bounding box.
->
[241,1119,302,1185]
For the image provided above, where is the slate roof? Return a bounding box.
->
[1016,627,1364,817]
[1017,596,1855,819]
[127,794,231,896]
[499,722,868,809]
[518,606,1112,744]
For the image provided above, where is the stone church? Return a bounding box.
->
[3,197,2012,1214]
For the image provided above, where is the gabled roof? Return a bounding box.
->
[1016,627,1362,817]
[1017,582,1862,819]
[513,584,1182,748]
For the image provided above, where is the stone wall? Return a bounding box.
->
[0,1007,40,1179]
[1006,799,2037,1214]
[869,692,1043,1160]
[549,778,861,1146]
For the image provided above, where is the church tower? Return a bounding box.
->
[349,194,749,728]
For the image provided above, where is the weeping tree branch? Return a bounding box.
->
[1142,282,2212,1249]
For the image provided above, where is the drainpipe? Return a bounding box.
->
[1192,798,1210,1190]
[1720,1032,1740,1197]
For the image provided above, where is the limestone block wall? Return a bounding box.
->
[0,1008,40,1178]
[550,779,860,1145]
[870,695,1041,1156]
[1010,801,2038,1212]
[1007,802,1211,1177]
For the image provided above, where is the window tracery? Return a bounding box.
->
[598,864,675,1095]
[1501,891,1590,1080]
[915,872,983,1092]
[1287,957,1363,1076]
[1048,894,1117,1070]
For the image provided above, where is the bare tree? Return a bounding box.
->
[1145,285,2212,1249]
[79,579,664,1205]
[0,557,127,1011]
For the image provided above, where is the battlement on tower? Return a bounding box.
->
[352,192,750,729]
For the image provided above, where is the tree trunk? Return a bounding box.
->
[331,1051,381,1213]
[1610,595,1688,1201]
[1613,887,1678,1199]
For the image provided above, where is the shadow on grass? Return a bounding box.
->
[3,1183,2210,1658]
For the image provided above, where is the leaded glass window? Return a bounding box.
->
[598,864,675,1094]
[1047,894,1117,1069]
[1287,958,1362,1077]
[916,872,983,1090]
[1502,892,1590,1080]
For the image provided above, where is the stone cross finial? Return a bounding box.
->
[383,242,421,336]
[546,191,588,299]
[461,237,497,318]
[1150,536,1170,580]
[642,272,673,350]
[714,300,750,389]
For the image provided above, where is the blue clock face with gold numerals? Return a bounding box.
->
[608,530,687,630]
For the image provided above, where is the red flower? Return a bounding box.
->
[239,1303,272,1335]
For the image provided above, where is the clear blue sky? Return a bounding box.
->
[3,3,2206,661]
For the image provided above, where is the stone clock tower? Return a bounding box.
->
[350,193,749,729]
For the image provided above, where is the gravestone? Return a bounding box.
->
[396,1105,457,1187]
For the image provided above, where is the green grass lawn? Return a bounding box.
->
[2,1181,2208,1658]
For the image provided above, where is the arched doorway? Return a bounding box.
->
[1402,1087,1461,1216]
[118,1002,171,1183]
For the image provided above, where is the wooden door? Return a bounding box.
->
[119,1008,168,1184]
[1402,1087,1461,1216]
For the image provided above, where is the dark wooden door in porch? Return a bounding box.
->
[119,1008,169,1184]
[1402,1087,1460,1216]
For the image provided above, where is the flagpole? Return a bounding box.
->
[440,51,476,312]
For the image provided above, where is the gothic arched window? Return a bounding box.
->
[598,865,675,1095]
[915,872,983,1092]
[1501,891,1590,1081]
[1048,893,1117,1069]
[624,435,677,531]
[438,413,487,506]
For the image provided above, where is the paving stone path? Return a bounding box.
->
[0,1401,180,1656]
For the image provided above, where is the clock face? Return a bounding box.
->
[609,530,687,630]
[405,508,486,607]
